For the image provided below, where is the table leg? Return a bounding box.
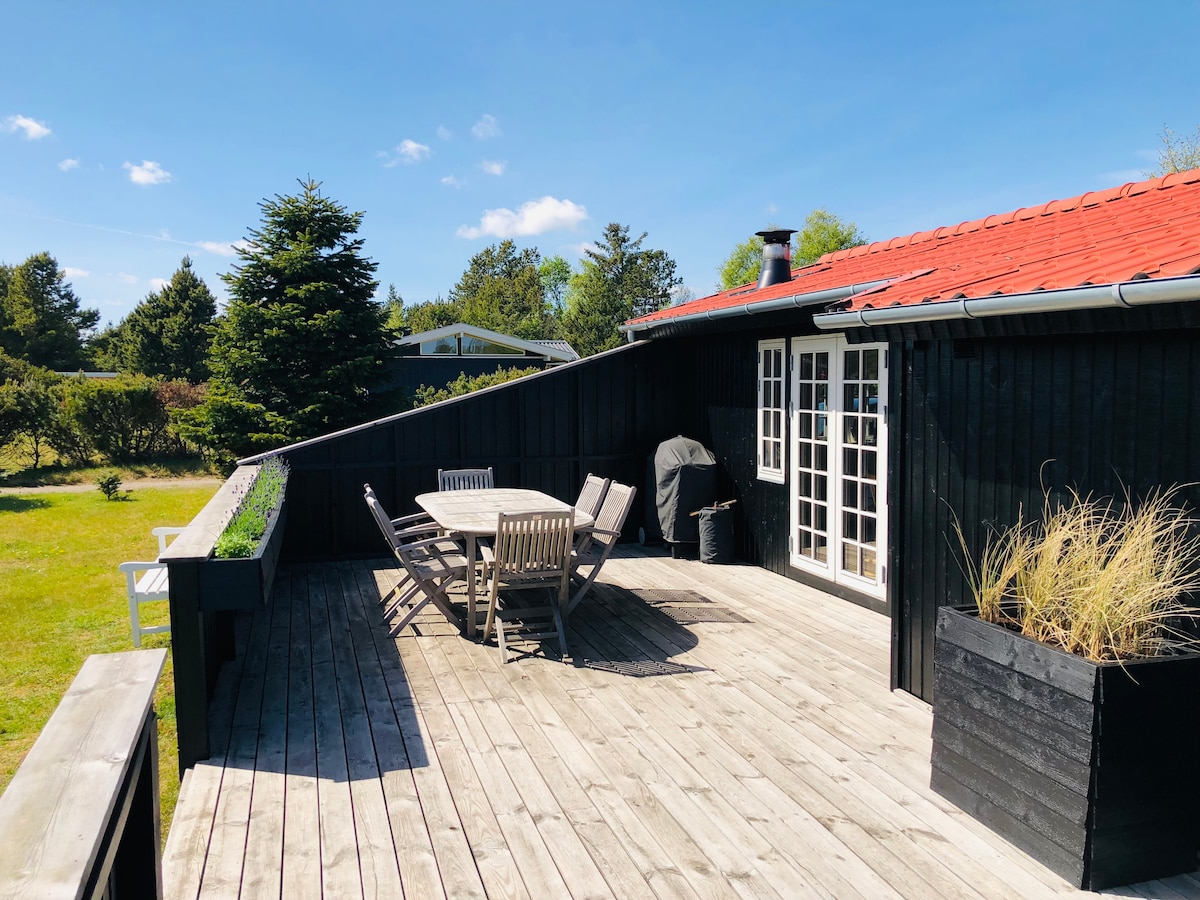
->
[466,532,477,639]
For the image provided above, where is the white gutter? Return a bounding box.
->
[813,274,1200,330]
[619,279,893,339]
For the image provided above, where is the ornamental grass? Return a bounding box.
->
[955,487,1200,662]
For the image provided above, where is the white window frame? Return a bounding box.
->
[788,336,888,600]
[756,339,787,483]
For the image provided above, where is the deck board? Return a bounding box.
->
[163,548,1200,899]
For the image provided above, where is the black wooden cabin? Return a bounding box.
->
[250,169,1200,704]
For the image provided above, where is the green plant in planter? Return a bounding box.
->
[956,487,1200,661]
[213,457,289,559]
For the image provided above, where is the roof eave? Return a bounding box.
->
[813,274,1200,330]
[619,278,894,339]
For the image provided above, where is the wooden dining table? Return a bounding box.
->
[414,488,595,639]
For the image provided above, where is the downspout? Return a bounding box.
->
[813,274,1200,330]
[620,279,893,339]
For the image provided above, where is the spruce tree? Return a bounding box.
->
[189,179,388,459]
[118,256,216,382]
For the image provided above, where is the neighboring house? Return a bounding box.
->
[264,168,1200,703]
[383,322,578,397]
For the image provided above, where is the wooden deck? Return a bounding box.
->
[162,547,1200,899]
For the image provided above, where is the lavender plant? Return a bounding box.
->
[213,457,289,559]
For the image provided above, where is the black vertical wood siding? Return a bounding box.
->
[279,341,698,559]
[895,330,1200,700]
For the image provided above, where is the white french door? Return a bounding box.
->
[789,337,888,599]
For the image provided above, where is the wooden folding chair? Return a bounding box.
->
[481,509,574,662]
[568,481,637,615]
[574,473,611,520]
[437,467,495,491]
[364,484,468,634]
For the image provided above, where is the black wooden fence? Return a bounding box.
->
[267,340,699,560]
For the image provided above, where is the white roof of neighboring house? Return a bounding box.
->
[395,323,579,363]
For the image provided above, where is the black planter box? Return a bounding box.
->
[931,605,1200,890]
[197,502,287,612]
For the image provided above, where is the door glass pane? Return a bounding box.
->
[863,349,879,380]
[815,352,829,381]
[814,533,827,562]
[800,353,813,380]
[862,548,877,579]
[843,448,858,476]
[842,542,858,574]
[844,383,860,412]
[844,416,858,445]
[843,511,858,540]
[844,350,859,380]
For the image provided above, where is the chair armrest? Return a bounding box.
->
[391,512,433,527]
[119,560,166,574]
[580,527,621,539]
[152,526,187,557]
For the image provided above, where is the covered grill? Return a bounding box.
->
[643,436,717,556]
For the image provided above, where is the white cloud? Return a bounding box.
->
[381,139,432,167]
[123,160,172,186]
[457,196,588,240]
[149,278,169,291]
[195,239,248,257]
[58,158,80,172]
[471,114,500,140]
[567,241,598,258]
[117,273,138,284]
[399,139,430,162]
[63,267,90,278]
[436,125,452,141]
[4,114,51,140]
[441,175,464,188]
[481,159,506,176]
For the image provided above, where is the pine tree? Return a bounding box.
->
[0,253,99,370]
[449,240,551,339]
[562,223,680,357]
[117,256,216,382]
[186,179,388,459]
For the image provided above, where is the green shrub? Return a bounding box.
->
[414,366,540,407]
[97,473,123,500]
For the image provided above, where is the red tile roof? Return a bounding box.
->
[628,169,1200,327]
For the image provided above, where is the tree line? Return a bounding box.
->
[2,168,958,472]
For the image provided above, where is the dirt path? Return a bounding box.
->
[0,477,223,494]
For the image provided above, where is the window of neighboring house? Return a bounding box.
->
[461,336,523,355]
[420,336,457,355]
[757,339,786,483]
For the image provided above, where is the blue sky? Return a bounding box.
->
[2,1,1199,327]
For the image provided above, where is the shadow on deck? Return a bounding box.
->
[162,547,1200,899]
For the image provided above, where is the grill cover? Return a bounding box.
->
[651,436,716,543]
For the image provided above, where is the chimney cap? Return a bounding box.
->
[756,229,796,244]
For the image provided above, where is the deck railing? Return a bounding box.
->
[0,651,167,899]
[162,462,288,772]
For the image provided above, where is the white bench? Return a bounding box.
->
[119,526,185,648]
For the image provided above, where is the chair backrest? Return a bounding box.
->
[491,509,575,584]
[363,483,401,551]
[586,482,637,555]
[575,474,611,520]
[438,467,495,491]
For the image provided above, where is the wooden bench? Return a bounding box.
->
[119,526,184,648]
[0,651,167,899]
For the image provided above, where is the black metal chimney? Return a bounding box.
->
[755,229,796,289]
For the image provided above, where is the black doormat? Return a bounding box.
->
[626,588,752,624]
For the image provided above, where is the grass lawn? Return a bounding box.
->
[0,483,218,840]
